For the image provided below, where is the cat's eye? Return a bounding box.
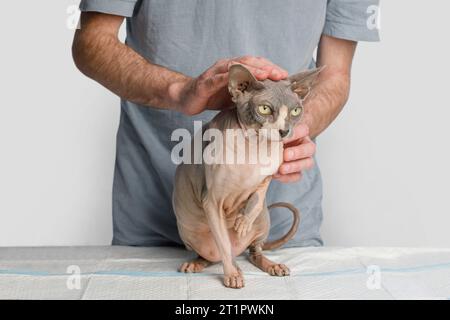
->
[258,105,273,115]
[291,107,302,117]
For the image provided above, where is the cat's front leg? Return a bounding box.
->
[234,177,271,238]
[203,195,244,288]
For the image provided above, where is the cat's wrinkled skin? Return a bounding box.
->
[172,64,322,288]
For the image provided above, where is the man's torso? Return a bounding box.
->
[112,0,327,247]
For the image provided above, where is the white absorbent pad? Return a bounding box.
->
[1,246,449,300]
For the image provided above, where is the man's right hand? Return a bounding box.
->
[171,56,289,115]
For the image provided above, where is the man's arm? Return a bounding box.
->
[276,35,356,182]
[303,34,357,138]
[72,12,288,115]
[72,12,188,110]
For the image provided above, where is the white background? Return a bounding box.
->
[0,1,449,247]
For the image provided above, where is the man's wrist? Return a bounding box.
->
[167,76,192,113]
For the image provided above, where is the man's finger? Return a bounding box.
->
[283,124,310,145]
[228,61,271,80]
[196,72,229,95]
[201,59,231,79]
[278,157,315,175]
[235,56,288,76]
[284,140,316,161]
[229,63,286,81]
[199,72,228,93]
[273,172,302,183]
[263,67,287,81]
[230,57,288,80]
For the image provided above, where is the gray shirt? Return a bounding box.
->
[80,0,379,247]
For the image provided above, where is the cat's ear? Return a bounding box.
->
[289,66,325,100]
[228,64,264,101]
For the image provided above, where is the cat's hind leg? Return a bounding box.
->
[248,242,290,276]
[179,256,213,273]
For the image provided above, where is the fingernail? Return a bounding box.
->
[283,164,290,173]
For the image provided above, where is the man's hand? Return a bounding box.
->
[171,56,288,115]
[274,124,316,183]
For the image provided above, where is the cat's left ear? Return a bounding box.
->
[289,66,325,100]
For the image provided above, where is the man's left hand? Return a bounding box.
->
[274,124,316,183]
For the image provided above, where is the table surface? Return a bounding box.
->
[1,246,450,300]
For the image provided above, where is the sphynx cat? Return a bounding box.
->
[172,64,322,288]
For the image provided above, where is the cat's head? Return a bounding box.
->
[228,64,323,140]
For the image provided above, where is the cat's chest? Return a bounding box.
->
[230,133,283,177]
[205,110,284,181]
[206,135,283,193]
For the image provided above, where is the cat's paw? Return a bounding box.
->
[233,214,254,238]
[267,263,290,276]
[179,260,208,273]
[223,271,245,289]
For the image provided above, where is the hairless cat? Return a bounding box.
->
[172,64,322,288]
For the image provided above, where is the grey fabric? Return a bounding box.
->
[79,0,380,247]
[80,0,138,17]
[324,0,381,41]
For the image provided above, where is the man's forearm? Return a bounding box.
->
[302,70,350,139]
[302,35,356,139]
[72,12,187,110]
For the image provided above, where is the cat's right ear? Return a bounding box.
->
[289,66,325,101]
[228,64,263,101]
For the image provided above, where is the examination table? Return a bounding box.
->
[1,246,449,299]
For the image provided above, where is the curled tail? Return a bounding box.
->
[262,202,300,251]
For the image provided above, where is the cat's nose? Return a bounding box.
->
[279,129,290,138]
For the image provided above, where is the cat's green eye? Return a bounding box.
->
[258,105,272,115]
[291,107,302,117]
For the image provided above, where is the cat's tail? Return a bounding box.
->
[262,202,300,251]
